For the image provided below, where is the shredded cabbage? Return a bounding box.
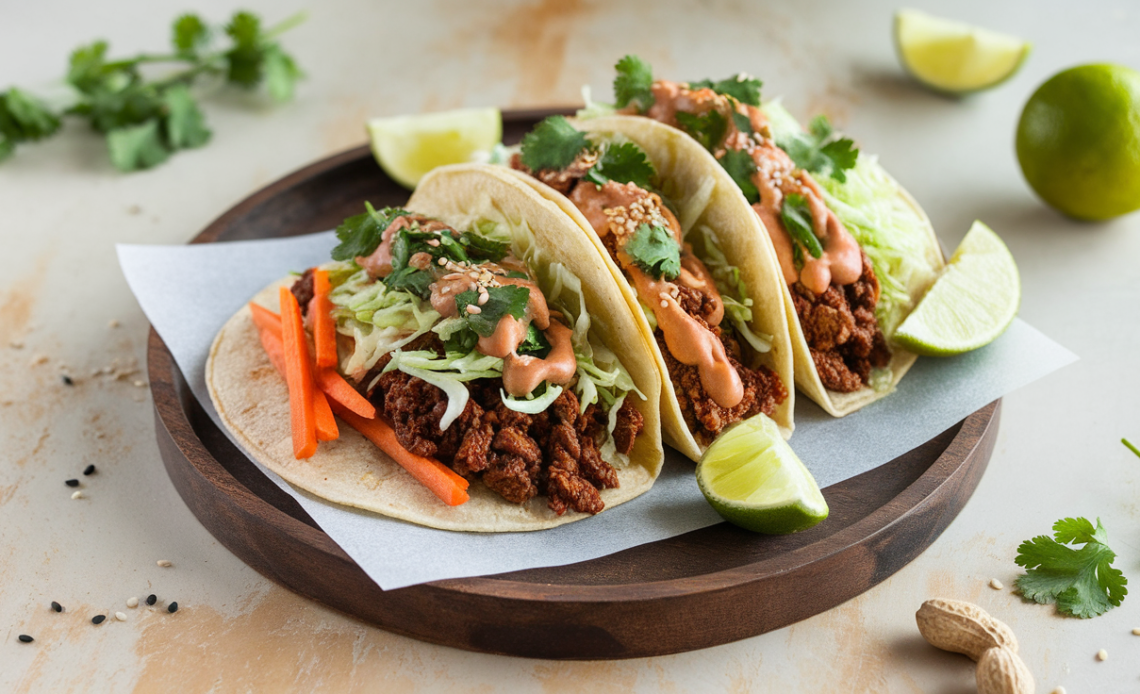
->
[576,85,617,120]
[500,384,564,414]
[688,223,772,354]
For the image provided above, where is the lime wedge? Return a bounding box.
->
[894,221,1020,356]
[367,107,502,189]
[696,414,828,535]
[894,9,1030,94]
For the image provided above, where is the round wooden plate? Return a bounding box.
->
[148,109,1000,660]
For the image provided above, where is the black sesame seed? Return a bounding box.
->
[91,615,105,625]
[167,602,178,613]
[65,479,79,487]
[51,601,62,613]
[146,594,157,606]
[83,464,96,476]
[61,375,74,386]
[18,634,33,643]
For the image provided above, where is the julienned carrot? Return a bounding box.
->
[249,302,283,340]
[332,402,470,506]
[315,368,376,419]
[279,287,317,459]
[311,269,337,369]
[257,327,338,442]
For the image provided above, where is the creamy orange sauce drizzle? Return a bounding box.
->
[502,321,576,396]
[569,179,743,408]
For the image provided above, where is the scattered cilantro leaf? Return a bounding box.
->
[163,84,211,149]
[731,111,753,135]
[718,149,759,204]
[583,141,656,188]
[613,55,654,112]
[457,231,509,262]
[625,223,680,280]
[688,74,763,107]
[173,14,210,56]
[776,114,859,183]
[517,324,552,359]
[455,286,531,338]
[107,119,171,171]
[331,204,411,261]
[675,109,726,152]
[0,88,62,159]
[1123,438,1139,459]
[519,116,591,172]
[781,194,823,259]
[1015,517,1128,618]
[263,45,304,101]
[443,325,478,353]
[383,266,433,299]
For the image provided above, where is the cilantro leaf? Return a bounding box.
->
[457,231,509,262]
[781,194,823,259]
[331,204,411,261]
[583,141,656,188]
[172,14,210,56]
[688,74,762,107]
[625,223,680,280]
[263,45,304,101]
[517,323,551,359]
[731,111,753,135]
[0,89,61,145]
[67,41,115,93]
[675,109,726,152]
[613,54,654,112]
[107,119,171,171]
[455,285,531,338]
[718,149,759,204]
[225,11,265,87]
[1015,517,1128,618]
[162,84,211,149]
[776,114,859,183]
[519,116,590,172]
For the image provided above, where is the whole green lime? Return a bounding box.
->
[1016,64,1140,221]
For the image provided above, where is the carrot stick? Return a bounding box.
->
[257,326,287,375]
[332,402,470,506]
[311,269,338,369]
[249,302,283,340]
[279,287,318,459]
[315,368,376,419]
[257,327,338,442]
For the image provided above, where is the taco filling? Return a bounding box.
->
[509,118,787,444]
[293,206,645,515]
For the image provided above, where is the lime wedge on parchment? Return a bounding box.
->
[894,9,1030,94]
[894,221,1020,356]
[696,414,828,535]
[367,107,502,189]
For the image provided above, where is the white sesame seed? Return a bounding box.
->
[126,597,139,608]
[133,380,146,388]
[437,257,447,266]
[466,305,482,315]
[71,491,83,500]
[1096,649,1108,661]
[1133,627,1140,635]
[115,612,127,621]
[156,560,173,568]
[477,292,490,306]
[440,286,450,295]
[659,300,668,308]
[426,239,440,247]
[1051,688,1066,694]
[989,578,1004,590]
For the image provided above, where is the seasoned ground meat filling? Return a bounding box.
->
[791,251,890,393]
[291,267,315,316]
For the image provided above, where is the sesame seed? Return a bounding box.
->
[115,612,127,622]
[167,602,179,613]
[426,239,440,247]
[71,491,84,500]
[133,380,146,388]
[989,578,1004,590]
[1096,649,1108,661]
[1133,627,1140,636]
[65,479,80,487]
[91,615,106,625]
[465,305,481,315]
[83,464,96,476]
[146,594,157,606]
[126,597,138,608]
[18,634,33,643]
[477,292,490,306]
[62,375,74,386]
[156,560,172,568]
[437,258,447,266]
[51,601,62,613]
[660,300,668,308]
[1052,687,1067,694]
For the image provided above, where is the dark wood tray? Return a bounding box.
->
[148,108,1000,659]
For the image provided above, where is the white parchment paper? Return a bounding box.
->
[118,232,1076,589]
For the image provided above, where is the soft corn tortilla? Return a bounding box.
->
[207,167,663,532]
[495,116,796,462]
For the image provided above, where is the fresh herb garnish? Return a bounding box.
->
[1123,438,1139,458]
[457,232,510,262]
[731,111,753,136]
[613,55,655,112]
[777,115,859,183]
[675,110,727,152]
[718,149,760,204]
[517,323,552,359]
[1015,517,1128,618]
[455,285,531,337]
[331,204,411,261]
[583,142,656,188]
[519,115,591,171]
[688,74,763,107]
[781,194,823,259]
[0,11,304,170]
[625,223,681,281]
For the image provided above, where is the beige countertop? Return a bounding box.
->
[2,0,1139,691]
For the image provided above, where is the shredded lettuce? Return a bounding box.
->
[500,384,564,414]
[576,85,618,120]
[688,223,772,354]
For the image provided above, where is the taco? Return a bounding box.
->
[592,56,945,416]
[207,165,663,532]
[495,114,795,461]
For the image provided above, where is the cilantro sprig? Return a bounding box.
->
[781,194,823,262]
[1015,517,1128,618]
[624,223,680,281]
[583,141,656,189]
[331,204,411,261]
[455,286,531,337]
[519,116,591,172]
[0,11,304,171]
[613,55,655,112]
[1123,438,1139,458]
[675,110,726,152]
[688,74,763,107]
[718,149,760,205]
[776,115,858,183]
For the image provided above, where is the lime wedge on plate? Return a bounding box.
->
[696,414,828,535]
[367,107,502,189]
[894,221,1020,356]
[894,9,1030,94]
